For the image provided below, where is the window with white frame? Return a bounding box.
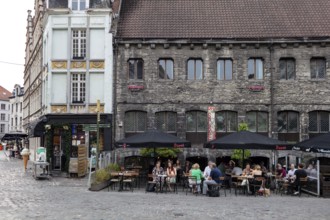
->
[71,0,87,11]
[1,104,5,110]
[71,73,86,103]
[72,30,86,59]
[0,124,5,133]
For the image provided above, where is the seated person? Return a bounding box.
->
[260,161,268,174]
[166,161,177,191]
[203,161,213,180]
[231,162,243,176]
[292,163,307,195]
[152,161,164,190]
[287,164,297,180]
[242,163,253,176]
[189,163,203,193]
[276,163,286,179]
[202,163,222,195]
[252,165,263,176]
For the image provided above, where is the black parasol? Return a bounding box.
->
[293,133,330,154]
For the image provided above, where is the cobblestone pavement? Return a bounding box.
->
[1,151,329,220]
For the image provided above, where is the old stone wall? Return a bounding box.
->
[114,42,330,160]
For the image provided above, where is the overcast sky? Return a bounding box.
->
[0,0,34,92]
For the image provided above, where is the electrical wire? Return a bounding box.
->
[0,60,24,66]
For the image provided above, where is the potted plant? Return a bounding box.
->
[89,163,121,191]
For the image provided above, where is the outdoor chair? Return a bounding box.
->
[249,176,265,197]
[108,172,120,191]
[231,176,245,196]
[298,177,309,197]
[122,173,135,192]
[145,174,156,193]
[164,176,178,194]
[186,176,201,196]
[208,176,227,197]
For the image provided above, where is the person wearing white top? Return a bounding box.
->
[287,164,297,179]
[203,161,213,179]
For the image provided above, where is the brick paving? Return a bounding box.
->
[0,151,329,220]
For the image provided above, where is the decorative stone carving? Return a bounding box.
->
[89,105,104,113]
[51,105,67,113]
[71,61,86,69]
[52,61,67,69]
[90,61,105,69]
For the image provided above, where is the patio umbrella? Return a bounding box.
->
[116,130,191,149]
[204,131,290,166]
[204,131,289,150]
[1,133,28,141]
[293,133,330,154]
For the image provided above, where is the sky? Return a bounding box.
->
[0,0,35,92]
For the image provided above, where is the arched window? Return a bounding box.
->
[155,111,177,134]
[124,111,147,137]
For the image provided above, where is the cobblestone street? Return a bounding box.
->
[1,152,329,220]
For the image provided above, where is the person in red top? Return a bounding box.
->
[276,163,286,178]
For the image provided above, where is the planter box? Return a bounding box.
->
[89,181,109,191]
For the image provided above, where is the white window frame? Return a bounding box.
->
[72,29,87,59]
[0,114,5,121]
[0,124,5,133]
[69,0,89,11]
[71,73,86,103]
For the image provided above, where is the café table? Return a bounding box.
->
[157,174,167,192]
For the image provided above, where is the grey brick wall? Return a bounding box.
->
[114,42,330,159]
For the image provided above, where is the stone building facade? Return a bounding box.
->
[112,0,330,166]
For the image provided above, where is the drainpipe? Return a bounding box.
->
[268,43,275,170]
[112,39,118,163]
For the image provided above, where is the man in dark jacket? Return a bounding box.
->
[202,163,222,195]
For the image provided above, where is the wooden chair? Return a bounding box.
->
[298,177,308,197]
[108,172,120,191]
[122,173,135,192]
[250,176,265,197]
[209,176,227,197]
[145,174,156,193]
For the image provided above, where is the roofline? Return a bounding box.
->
[115,37,330,44]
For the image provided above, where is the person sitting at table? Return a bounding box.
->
[152,161,164,191]
[242,163,253,176]
[287,164,297,180]
[251,165,265,194]
[184,160,192,174]
[231,161,243,176]
[202,163,222,195]
[166,161,177,191]
[276,163,286,179]
[260,161,268,174]
[203,161,213,179]
[189,163,203,193]
[291,163,307,195]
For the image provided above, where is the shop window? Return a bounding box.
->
[187,59,203,80]
[128,59,144,80]
[158,59,174,79]
[155,111,177,134]
[279,58,295,80]
[248,58,263,80]
[310,58,326,79]
[217,59,233,80]
[124,111,147,137]
[246,111,268,134]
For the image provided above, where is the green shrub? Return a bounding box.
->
[94,168,111,184]
[105,163,121,172]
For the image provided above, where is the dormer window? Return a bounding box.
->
[70,0,88,11]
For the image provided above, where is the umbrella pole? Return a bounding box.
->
[242,149,245,167]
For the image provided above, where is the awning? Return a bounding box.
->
[1,132,28,142]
